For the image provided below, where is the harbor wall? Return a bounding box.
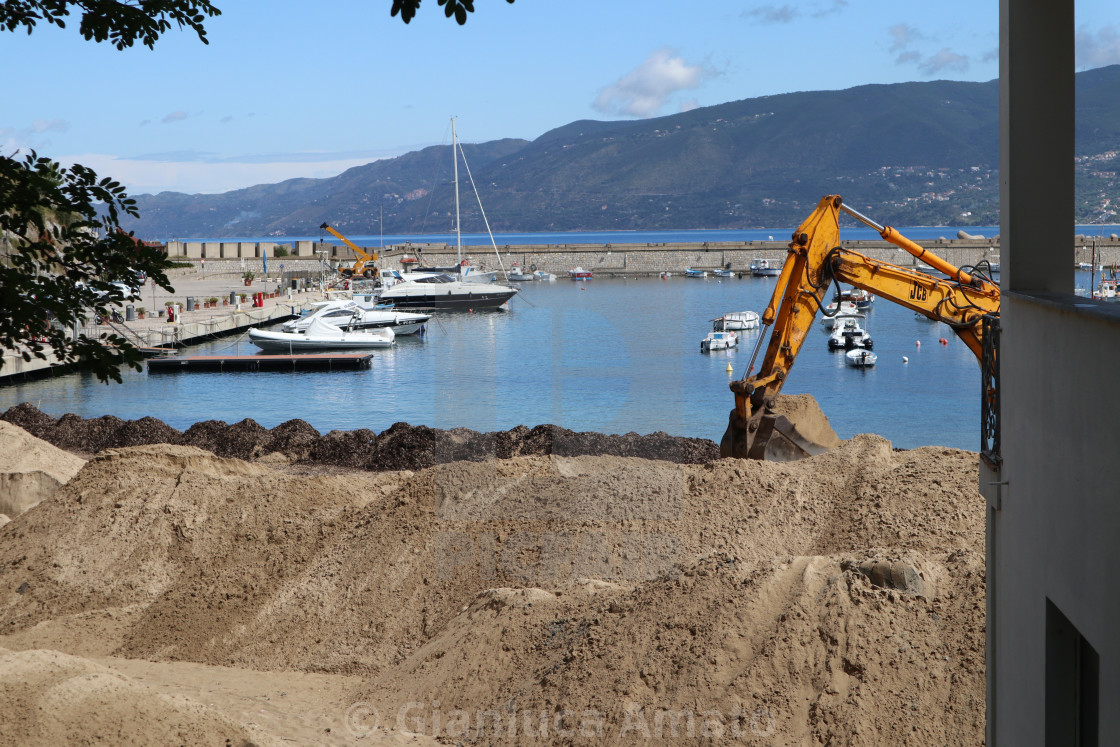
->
[165,237,1120,276]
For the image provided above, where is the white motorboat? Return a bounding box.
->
[828,318,873,350]
[568,266,593,280]
[281,300,430,336]
[533,270,557,282]
[845,349,878,368]
[820,311,865,331]
[717,310,760,330]
[507,263,535,281]
[713,268,734,278]
[377,272,518,310]
[249,316,395,351]
[701,329,738,351]
[685,268,708,278]
[750,259,782,277]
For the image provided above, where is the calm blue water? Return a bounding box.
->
[0,274,999,451]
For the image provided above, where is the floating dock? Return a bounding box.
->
[147,353,374,373]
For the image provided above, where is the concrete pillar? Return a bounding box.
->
[220,242,239,259]
[295,240,313,257]
[239,242,256,258]
[165,240,183,257]
[203,242,220,259]
[999,0,1073,294]
[185,242,203,259]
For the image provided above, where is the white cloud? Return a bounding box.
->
[31,119,68,134]
[889,24,970,76]
[920,48,970,75]
[1076,25,1120,69]
[161,111,188,124]
[812,0,848,18]
[746,5,797,24]
[889,23,924,55]
[594,49,714,118]
[53,151,399,195]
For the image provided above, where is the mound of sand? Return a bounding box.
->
[0,428,985,744]
[0,647,278,746]
[0,421,86,518]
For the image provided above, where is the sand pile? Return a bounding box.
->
[0,421,985,744]
[0,421,86,518]
[0,646,278,746]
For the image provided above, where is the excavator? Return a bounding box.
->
[720,194,1001,461]
[320,223,378,278]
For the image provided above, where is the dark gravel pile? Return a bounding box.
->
[1,404,719,470]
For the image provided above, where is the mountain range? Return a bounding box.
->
[123,65,1120,239]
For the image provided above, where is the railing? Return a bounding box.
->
[981,314,1001,469]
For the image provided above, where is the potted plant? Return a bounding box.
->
[243,271,254,286]
[137,307,146,319]
[239,293,248,303]
[208,296,218,308]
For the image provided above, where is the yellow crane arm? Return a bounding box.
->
[320,222,378,277]
[721,194,1000,460]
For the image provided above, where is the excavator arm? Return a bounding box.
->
[720,194,1000,461]
[320,223,378,278]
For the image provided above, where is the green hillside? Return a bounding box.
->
[124,66,1120,238]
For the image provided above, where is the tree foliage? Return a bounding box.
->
[391,0,514,26]
[0,0,221,49]
[0,152,173,382]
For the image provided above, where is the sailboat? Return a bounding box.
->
[380,118,519,310]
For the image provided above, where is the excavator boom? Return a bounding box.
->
[320,222,378,278]
[720,195,1000,461]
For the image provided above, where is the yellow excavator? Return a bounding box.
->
[320,223,378,278]
[720,194,1001,461]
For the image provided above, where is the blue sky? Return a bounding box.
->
[3,0,1118,195]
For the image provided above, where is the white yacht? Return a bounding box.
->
[377,273,518,310]
[281,300,430,336]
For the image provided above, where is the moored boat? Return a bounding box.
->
[568,266,593,279]
[828,318,873,350]
[750,259,782,277]
[377,273,518,311]
[701,329,738,351]
[507,262,535,281]
[845,349,878,367]
[249,316,395,351]
[717,310,760,330]
[281,300,430,335]
[685,268,708,278]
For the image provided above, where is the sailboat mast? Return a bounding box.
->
[452,117,462,264]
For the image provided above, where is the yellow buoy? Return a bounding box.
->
[726,363,734,374]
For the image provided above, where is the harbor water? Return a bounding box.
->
[0,273,993,451]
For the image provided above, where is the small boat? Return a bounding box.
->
[1093,279,1118,299]
[828,318,873,350]
[685,268,708,278]
[820,311,865,331]
[660,271,672,279]
[701,330,738,352]
[713,268,734,278]
[845,349,878,368]
[568,266,593,280]
[717,310,760,330]
[750,259,782,277]
[507,263,535,281]
[249,316,395,351]
[838,288,874,309]
[533,270,557,282]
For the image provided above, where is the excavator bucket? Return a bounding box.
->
[720,396,840,462]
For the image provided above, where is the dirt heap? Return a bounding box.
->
[1,402,720,468]
[0,646,280,746]
[0,422,985,744]
[0,421,86,518]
